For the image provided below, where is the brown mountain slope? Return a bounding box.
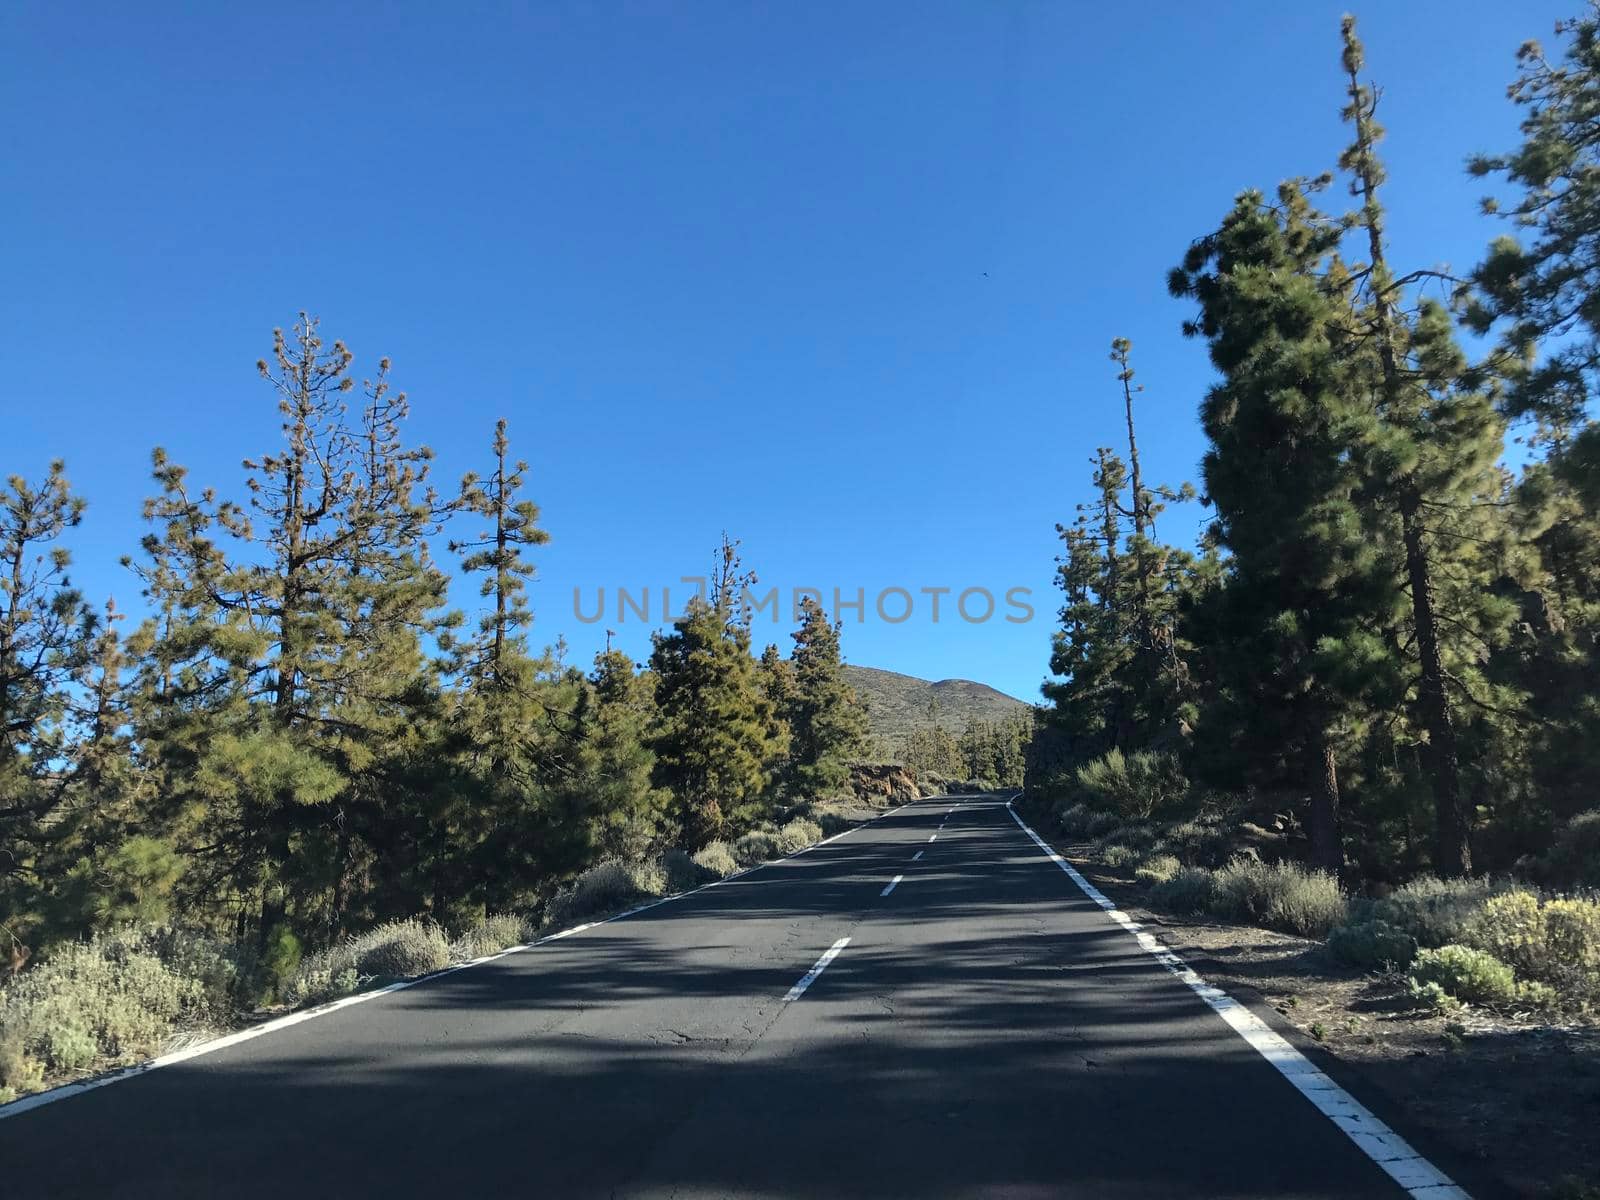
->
[842,664,1034,744]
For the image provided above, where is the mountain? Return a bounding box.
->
[842,664,1034,745]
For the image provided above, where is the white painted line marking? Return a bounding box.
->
[1004,799,1471,1200]
[880,874,904,897]
[784,937,851,1001]
[912,850,924,862]
[928,832,938,842]
[0,806,920,1123]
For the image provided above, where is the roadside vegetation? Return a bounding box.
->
[1027,11,1600,1037]
[0,357,886,1100]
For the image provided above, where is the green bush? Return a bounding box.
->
[450,913,529,961]
[1327,919,1417,970]
[1209,857,1347,937]
[1149,866,1219,914]
[1542,897,1600,1006]
[1074,748,1189,820]
[692,840,738,877]
[1409,944,1517,1007]
[1367,876,1504,948]
[1134,854,1181,885]
[1462,890,1547,977]
[259,927,303,999]
[1406,978,1462,1013]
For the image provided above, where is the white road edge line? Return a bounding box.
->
[880,874,904,897]
[1004,797,1470,1200]
[0,801,927,1123]
[783,937,851,1001]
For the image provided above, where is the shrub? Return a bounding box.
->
[1150,866,1218,914]
[1081,809,1123,838]
[1054,802,1100,838]
[1368,876,1504,949]
[0,929,229,1097]
[350,919,452,979]
[1209,857,1347,938]
[1098,843,1140,869]
[692,840,738,877]
[1409,944,1517,1007]
[1134,854,1181,885]
[659,848,712,894]
[1463,890,1546,977]
[283,963,359,1008]
[777,817,823,854]
[450,913,529,961]
[1542,897,1600,1005]
[1074,748,1189,820]
[1327,919,1417,970]
[259,927,303,999]
[1153,817,1231,866]
[543,860,664,929]
[732,828,782,866]
[1406,978,1462,1013]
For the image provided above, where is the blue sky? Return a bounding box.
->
[1,2,1565,703]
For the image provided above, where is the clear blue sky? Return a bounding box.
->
[1,2,1564,703]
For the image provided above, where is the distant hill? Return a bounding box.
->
[843,665,1034,746]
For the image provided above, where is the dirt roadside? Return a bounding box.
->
[1060,851,1600,1200]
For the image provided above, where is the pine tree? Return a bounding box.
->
[1172,183,1404,870]
[574,648,669,860]
[783,598,866,798]
[449,418,550,690]
[649,596,781,846]
[1337,18,1515,874]
[0,463,93,942]
[128,317,451,941]
[1465,8,1600,831]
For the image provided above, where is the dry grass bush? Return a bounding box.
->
[778,817,823,853]
[1209,857,1347,938]
[543,860,665,930]
[1150,866,1220,914]
[450,914,530,961]
[0,927,242,1101]
[692,840,738,877]
[1362,876,1506,949]
[1134,854,1182,885]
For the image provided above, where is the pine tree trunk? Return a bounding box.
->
[1401,491,1472,876]
[1308,734,1344,872]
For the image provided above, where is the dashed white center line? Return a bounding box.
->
[880,874,904,897]
[928,832,938,842]
[784,937,851,1002]
[911,850,924,861]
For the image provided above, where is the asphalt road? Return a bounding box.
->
[3,797,1448,1198]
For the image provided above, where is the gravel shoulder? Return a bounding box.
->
[1065,852,1600,1200]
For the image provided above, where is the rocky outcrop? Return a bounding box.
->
[848,762,919,808]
